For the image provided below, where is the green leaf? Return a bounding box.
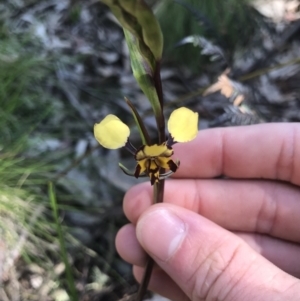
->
[101,0,163,62]
[124,30,163,127]
[101,0,165,142]
[125,97,151,145]
[133,0,163,61]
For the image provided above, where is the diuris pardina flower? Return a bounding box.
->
[94,107,198,185]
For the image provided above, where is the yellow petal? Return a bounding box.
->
[143,144,173,157]
[167,107,198,142]
[94,114,130,149]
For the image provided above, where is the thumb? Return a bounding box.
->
[136,203,300,301]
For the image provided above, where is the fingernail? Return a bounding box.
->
[136,208,187,262]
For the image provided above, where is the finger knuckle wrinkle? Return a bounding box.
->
[194,180,203,214]
[275,126,298,183]
[256,189,278,234]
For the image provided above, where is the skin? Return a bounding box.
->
[116,123,300,301]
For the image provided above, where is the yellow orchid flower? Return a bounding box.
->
[94,107,198,185]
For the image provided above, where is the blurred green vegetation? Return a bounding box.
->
[155,0,259,71]
[0,14,129,298]
[0,21,71,299]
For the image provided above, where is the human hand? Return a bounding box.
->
[116,123,300,301]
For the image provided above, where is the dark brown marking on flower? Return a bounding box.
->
[150,173,157,185]
[167,160,178,172]
[134,164,141,178]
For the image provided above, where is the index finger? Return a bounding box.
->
[173,123,300,185]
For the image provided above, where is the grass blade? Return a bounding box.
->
[48,182,79,301]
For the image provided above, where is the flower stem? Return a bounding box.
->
[136,61,166,301]
[153,62,165,143]
[136,181,165,301]
[154,181,165,204]
[135,256,155,301]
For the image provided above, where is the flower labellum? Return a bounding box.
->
[134,143,178,185]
